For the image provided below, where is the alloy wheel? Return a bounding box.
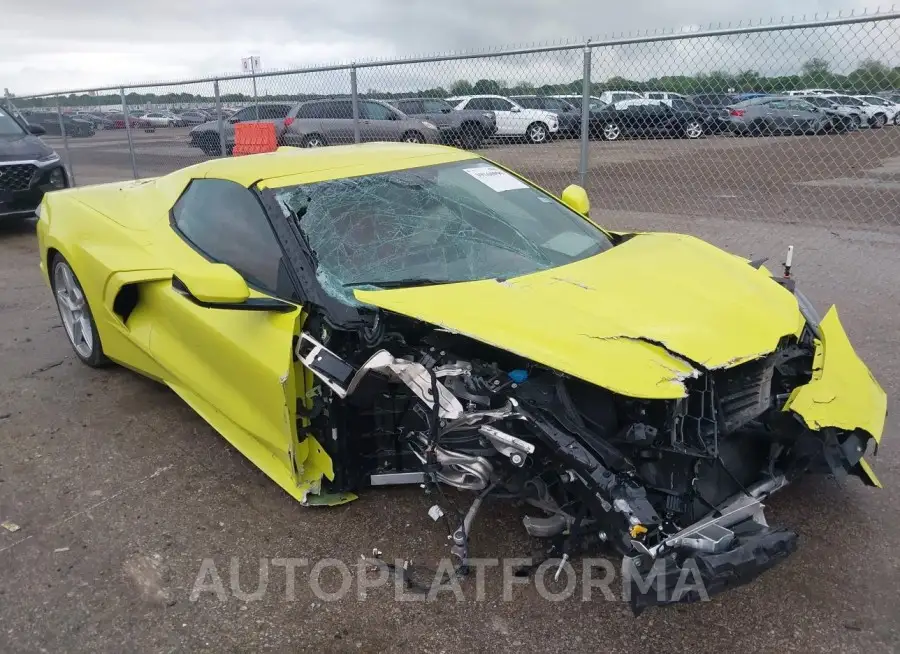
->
[53,261,94,359]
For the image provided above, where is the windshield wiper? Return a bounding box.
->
[343,278,464,289]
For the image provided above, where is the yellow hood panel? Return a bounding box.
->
[356,233,804,399]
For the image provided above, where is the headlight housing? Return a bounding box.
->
[421,121,438,130]
[48,167,67,189]
[37,152,60,165]
[794,288,822,338]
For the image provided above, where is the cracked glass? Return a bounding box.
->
[273,160,612,305]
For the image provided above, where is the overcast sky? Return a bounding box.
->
[2,1,896,96]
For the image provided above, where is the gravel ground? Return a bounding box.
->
[0,130,898,653]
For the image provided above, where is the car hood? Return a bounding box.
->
[0,134,55,162]
[355,232,805,400]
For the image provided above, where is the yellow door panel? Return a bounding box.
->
[143,281,309,498]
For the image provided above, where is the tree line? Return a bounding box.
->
[13,58,900,109]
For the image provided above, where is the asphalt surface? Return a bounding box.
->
[1,128,899,653]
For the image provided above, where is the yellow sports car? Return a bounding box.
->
[37,143,886,612]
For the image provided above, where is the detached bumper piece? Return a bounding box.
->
[626,520,798,614]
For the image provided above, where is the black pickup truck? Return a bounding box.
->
[388,98,496,149]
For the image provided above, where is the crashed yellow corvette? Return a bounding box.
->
[37,143,886,611]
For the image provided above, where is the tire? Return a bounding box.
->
[402,131,426,144]
[168,120,175,128]
[50,254,109,368]
[525,122,549,144]
[684,120,703,139]
[601,122,621,141]
[871,113,887,129]
[301,133,327,148]
[458,124,484,149]
[851,114,862,130]
[893,113,899,126]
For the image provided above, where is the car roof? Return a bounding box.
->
[157,143,480,192]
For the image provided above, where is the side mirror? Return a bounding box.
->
[561,184,590,216]
[172,263,294,312]
[510,106,521,113]
[228,116,240,123]
[28,123,46,135]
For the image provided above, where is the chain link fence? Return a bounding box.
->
[5,11,900,235]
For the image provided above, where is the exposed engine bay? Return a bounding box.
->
[295,312,874,613]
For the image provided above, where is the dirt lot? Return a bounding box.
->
[1,130,899,653]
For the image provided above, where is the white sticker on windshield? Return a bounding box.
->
[463,166,528,192]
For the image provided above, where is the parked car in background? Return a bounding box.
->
[726,96,830,135]
[281,98,441,148]
[446,95,559,143]
[104,112,149,130]
[820,95,888,128]
[176,111,211,127]
[687,93,740,132]
[551,94,607,111]
[138,111,183,128]
[853,95,900,125]
[19,111,95,137]
[596,90,643,104]
[786,88,840,96]
[72,111,113,130]
[509,95,588,137]
[387,97,496,149]
[0,105,69,222]
[643,91,686,101]
[592,99,708,140]
[795,95,862,131]
[188,103,295,155]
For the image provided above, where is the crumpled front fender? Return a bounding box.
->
[784,306,887,486]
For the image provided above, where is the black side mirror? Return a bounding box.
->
[28,124,46,136]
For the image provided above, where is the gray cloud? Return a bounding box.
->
[1,0,893,96]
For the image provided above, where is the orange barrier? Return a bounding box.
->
[232,122,278,156]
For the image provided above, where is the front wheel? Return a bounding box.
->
[458,125,484,149]
[684,120,703,139]
[50,254,108,367]
[871,113,887,129]
[526,122,549,144]
[601,122,621,141]
[402,131,426,144]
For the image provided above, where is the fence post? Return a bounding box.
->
[251,59,260,121]
[214,80,227,157]
[350,64,361,144]
[55,95,76,187]
[121,87,138,179]
[578,40,592,188]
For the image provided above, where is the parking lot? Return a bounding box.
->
[1,128,899,652]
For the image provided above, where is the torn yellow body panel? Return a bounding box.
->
[786,306,887,444]
[357,232,804,400]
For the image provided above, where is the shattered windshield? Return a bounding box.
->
[273,160,613,305]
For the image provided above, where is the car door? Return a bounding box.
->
[148,178,309,495]
[359,101,402,141]
[483,98,519,135]
[317,100,356,144]
[619,104,650,135]
[786,99,821,132]
[754,100,787,132]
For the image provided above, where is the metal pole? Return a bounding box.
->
[578,41,592,188]
[214,80,227,158]
[350,65,360,144]
[251,59,260,121]
[55,95,76,187]
[121,87,138,179]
